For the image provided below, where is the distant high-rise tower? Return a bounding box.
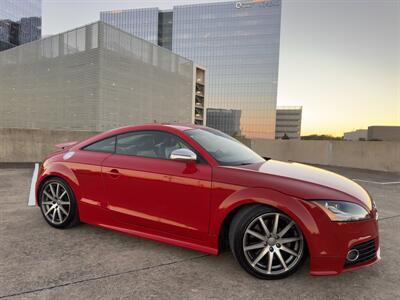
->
[101,0,281,138]
[275,107,303,140]
[0,0,42,51]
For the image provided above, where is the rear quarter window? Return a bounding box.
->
[82,136,116,153]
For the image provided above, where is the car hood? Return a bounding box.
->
[233,160,372,210]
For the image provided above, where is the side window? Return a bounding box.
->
[82,136,116,153]
[116,131,194,160]
[116,132,159,158]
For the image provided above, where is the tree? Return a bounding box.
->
[282,133,290,140]
[301,134,343,140]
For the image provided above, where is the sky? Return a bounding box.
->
[42,0,400,136]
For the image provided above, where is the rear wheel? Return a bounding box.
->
[229,205,306,279]
[39,178,80,229]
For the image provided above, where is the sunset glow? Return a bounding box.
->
[277,0,399,136]
[42,0,400,137]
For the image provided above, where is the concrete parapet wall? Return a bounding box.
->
[251,139,400,172]
[1,128,399,172]
[0,128,97,162]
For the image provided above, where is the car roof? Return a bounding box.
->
[163,123,200,131]
[78,123,204,147]
[70,122,219,167]
[110,123,202,133]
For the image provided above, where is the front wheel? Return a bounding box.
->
[229,205,306,279]
[39,177,80,229]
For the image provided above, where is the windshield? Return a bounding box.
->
[185,128,265,166]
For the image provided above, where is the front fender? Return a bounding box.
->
[210,187,320,257]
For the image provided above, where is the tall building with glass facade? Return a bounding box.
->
[206,108,242,136]
[0,0,41,51]
[101,0,281,138]
[100,8,159,45]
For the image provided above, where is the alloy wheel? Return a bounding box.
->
[41,181,71,225]
[242,212,304,275]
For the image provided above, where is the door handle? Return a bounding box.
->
[108,168,120,179]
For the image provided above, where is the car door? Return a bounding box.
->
[70,136,115,206]
[102,130,212,240]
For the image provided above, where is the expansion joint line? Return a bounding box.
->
[0,254,209,299]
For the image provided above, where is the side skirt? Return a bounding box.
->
[79,201,219,256]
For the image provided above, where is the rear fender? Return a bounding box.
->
[36,162,81,206]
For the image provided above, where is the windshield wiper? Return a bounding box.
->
[235,162,254,166]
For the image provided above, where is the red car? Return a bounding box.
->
[35,124,380,279]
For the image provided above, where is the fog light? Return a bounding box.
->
[347,249,360,262]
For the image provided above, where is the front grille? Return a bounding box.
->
[344,239,376,267]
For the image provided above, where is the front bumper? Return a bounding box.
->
[302,201,380,276]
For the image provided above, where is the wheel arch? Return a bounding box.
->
[218,203,259,252]
[36,163,80,206]
[213,187,318,256]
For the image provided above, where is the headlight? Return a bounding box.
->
[312,200,370,222]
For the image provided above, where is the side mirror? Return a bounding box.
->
[170,148,197,162]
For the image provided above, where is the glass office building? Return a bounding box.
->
[101,0,281,138]
[206,108,242,136]
[100,8,159,45]
[0,0,41,51]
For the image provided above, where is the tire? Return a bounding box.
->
[39,177,80,229]
[229,205,306,279]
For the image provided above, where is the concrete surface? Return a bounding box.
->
[252,139,400,172]
[2,128,400,173]
[0,128,97,163]
[0,165,399,299]
[3,128,400,173]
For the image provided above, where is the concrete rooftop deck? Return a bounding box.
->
[0,165,399,299]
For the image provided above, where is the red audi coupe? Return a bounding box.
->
[35,124,380,279]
